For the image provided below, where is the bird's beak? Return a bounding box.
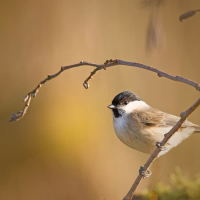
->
[108,104,116,109]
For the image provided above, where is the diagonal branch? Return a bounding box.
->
[123,97,200,200]
[9,59,200,122]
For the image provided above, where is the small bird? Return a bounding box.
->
[108,91,200,177]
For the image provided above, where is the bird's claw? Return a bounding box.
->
[156,142,167,151]
[139,166,152,178]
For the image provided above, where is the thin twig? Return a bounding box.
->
[9,59,200,121]
[9,61,104,122]
[179,9,200,22]
[123,98,200,200]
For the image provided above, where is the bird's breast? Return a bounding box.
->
[113,116,155,154]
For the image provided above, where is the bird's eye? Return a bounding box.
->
[124,101,128,105]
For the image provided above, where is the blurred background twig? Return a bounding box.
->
[180,9,200,22]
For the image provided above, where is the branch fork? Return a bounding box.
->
[83,59,118,89]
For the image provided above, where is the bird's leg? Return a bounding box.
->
[139,166,152,178]
[156,142,167,151]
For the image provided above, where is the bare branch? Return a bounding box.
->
[113,60,200,91]
[9,59,200,121]
[123,98,200,200]
[9,61,104,122]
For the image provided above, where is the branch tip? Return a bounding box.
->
[180,10,197,22]
[83,82,89,89]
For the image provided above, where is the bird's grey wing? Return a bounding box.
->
[133,107,200,132]
[163,113,200,132]
[132,108,165,127]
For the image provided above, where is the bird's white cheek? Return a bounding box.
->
[121,101,149,113]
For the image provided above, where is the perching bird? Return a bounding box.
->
[108,91,200,177]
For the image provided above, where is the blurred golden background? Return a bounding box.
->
[0,0,200,199]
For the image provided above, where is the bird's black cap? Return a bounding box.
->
[112,91,141,106]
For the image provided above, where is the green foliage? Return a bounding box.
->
[141,167,200,200]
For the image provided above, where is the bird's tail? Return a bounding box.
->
[194,125,200,133]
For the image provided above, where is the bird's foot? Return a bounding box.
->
[139,166,152,178]
[156,142,167,151]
